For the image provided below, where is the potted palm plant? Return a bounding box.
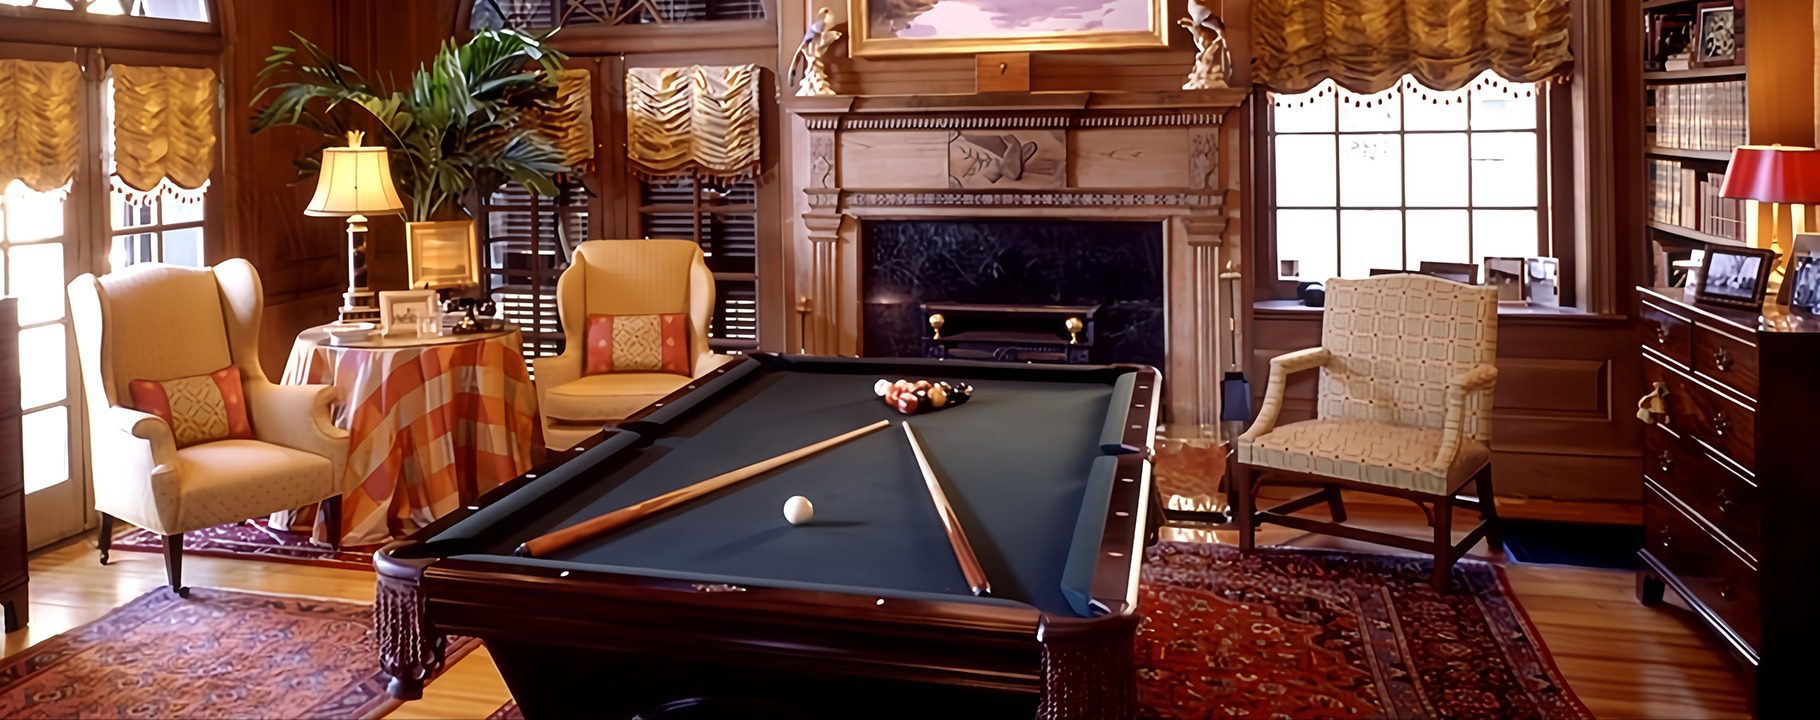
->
[251,29,571,288]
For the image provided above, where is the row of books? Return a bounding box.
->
[1649,160,1744,243]
[1647,81,1746,152]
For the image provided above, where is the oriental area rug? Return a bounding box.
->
[112,520,376,572]
[0,588,477,719]
[490,542,1589,720]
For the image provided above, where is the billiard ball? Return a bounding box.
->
[783,496,814,526]
[874,379,893,397]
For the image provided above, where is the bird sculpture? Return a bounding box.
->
[1181,0,1232,90]
[790,7,843,96]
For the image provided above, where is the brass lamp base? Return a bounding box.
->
[340,290,380,323]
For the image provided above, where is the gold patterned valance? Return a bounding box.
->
[543,68,595,170]
[109,65,218,204]
[626,64,761,182]
[0,59,82,193]
[1252,0,1573,95]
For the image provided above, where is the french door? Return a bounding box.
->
[1,183,89,548]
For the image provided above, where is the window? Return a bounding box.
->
[109,194,206,269]
[1269,71,1547,282]
[0,0,209,21]
[640,178,759,352]
[467,0,764,31]
[0,182,79,501]
[480,178,592,365]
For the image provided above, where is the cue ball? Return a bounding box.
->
[783,496,814,526]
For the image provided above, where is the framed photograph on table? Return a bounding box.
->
[1693,246,1775,310]
[849,0,1170,58]
[405,220,480,290]
[379,290,439,337]
[1789,255,1820,316]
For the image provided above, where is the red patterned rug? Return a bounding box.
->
[0,588,478,719]
[487,543,1589,720]
[111,520,377,572]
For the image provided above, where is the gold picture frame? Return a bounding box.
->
[848,0,1170,59]
[405,219,481,290]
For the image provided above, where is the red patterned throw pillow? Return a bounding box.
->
[584,313,690,376]
[128,366,254,448]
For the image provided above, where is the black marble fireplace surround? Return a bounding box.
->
[862,219,1165,368]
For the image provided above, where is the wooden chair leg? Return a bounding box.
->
[1473,466,1502,550]
[1233,463,1256,553]
[1636,571,1666,605]
[320,495,344,551]
[1431,497,1454,591]
[96,513,115,566]
[1322,486,1347,522]
[162,534,188,598]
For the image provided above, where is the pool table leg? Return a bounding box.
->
[1039,613,1139,720]
[375,542,448,700]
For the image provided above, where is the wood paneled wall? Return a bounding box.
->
[217,0,460,377]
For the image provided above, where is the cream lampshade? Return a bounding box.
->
[308,131,405,323]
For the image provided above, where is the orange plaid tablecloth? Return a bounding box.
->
[277,324,542,546]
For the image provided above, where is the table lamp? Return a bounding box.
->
[1720,145,1820,303]
[307,131,405,323]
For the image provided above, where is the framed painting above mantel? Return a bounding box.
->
[848,0,1170,58]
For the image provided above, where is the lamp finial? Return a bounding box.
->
[345,130,365,148]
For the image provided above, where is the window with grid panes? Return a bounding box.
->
[480,176,591,366]
[467,0,764,30]
[1269,71,1548,282]
[640,177,758,352]
[0,0,210,20]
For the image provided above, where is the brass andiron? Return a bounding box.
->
[1064,317,1084,345]
[929,313,946,340]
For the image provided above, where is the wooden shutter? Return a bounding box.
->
[480,177,592,366]
[639,177,759,352]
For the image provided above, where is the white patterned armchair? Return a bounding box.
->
[69,260,347,596]
[1232,273,1500,589]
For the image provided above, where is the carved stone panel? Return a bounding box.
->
[946,130,1065,189]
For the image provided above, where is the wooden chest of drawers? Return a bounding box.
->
[1,298,25,632]
[1635,288,1820,713]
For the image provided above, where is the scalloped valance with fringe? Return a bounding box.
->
[108,65,218,204]
[0,59,82,194]
[626,64,760,182]
[543,68,595,170]
[1252,0,1573,95]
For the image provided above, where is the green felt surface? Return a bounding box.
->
[465,368,1121,616]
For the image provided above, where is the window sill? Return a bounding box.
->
[1254,299,1625,322]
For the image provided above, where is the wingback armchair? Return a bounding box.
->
[68,259,347,596]
[1232,274,1501,589]
[534,240,736,450]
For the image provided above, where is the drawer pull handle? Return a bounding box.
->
[1718,582,1736,601]
[1710,413,1730,437]
[1717,489,1737,515]
[1657,451,1674,474]
[1654,324,1672,344]
[1712,347,1733,371]
[1636,382,1671,426]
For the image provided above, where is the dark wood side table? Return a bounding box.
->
[0,298,27,632]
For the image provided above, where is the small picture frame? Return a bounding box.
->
[1789,255,1820,316]
[1483,257,1526,303]
[1693,246,1775,310]
[379,290,439,337]
[1692,3,1739,68]
[1418,261,1479,285]
[1777,233,1820,305]
[406,220,481,290]
[1525,257,1561,308]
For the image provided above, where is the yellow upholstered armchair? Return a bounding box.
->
[1232,273,1501,589]
[534,239,736,449]
[68,260,347,596]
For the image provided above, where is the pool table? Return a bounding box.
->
[376,354,1160,719]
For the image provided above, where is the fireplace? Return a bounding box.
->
[786,89,1248,427]
[862,219,1164,368]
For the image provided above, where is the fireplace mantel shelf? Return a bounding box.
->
[784,88,1250,116]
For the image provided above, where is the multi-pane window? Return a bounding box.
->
[468,0,764,30]
[1270,71,1547,281]
[480,178,592,364]
[0,0,210,20]
[0,183,78,500]
[109,194,205,269]
[640,178,759,352]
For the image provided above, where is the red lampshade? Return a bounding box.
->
[1720,145,1820,203]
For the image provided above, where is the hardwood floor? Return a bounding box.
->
[4,493,1749,719]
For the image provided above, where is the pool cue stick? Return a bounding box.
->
[516,420,890,558]
[900,421,991,596]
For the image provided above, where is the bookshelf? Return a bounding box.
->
[1637,0,1814,285]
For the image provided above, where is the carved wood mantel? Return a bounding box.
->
[786,89,1250,428]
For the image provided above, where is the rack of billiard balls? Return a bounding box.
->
[873,378,974,415]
